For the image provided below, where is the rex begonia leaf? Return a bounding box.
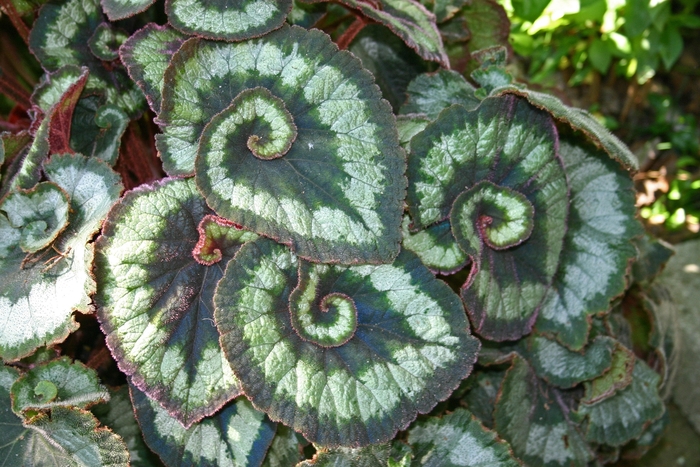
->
[215,237,480,447]
[495,87,638,171]
[631,235,674,285]
[399,70,480,119]
[575,359,664,446]
[347,24,429,112]
[101,0,156,20]
[580,341,636,404]
[262,425,305,467]
[119,23,187,114]
[407,95,568,341]
[10,357,109,414]
[95,177,256,427]
[0,154,122,362]
[287,0,327,27]
[460,370,505,428]
[307,0,448,67]
[70,98,129,165]
[522,335,616,389]
[174,26,405,265]
[0,182,70,253]
[493,356,594,467]
[535,137,642,350]
[396,115,430,152]
[1,367,129,467]
[401,216,468,274]
[407,408,520,467]
[92,386,161,467]
[31,65,89,112]
[166,0,292,42]
[431,0,469,22]
[299,444,390,466]
[458,0,510,55]
[130,384,276,467]
[88,23,128,62]
[29,0,145,118]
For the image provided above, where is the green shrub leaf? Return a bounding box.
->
[215,238,480,447]
[407,407,520,466]
[119,23,187,114]
[180,26,404,264]
[11,357,109,414]
[166,0,292,42]
[131,384,276,467]
[400,70,479,119]
[0,154,122,361]
[401,216,468,274]
[1,182,70,253]
[95,177,255,427]
[535,138,642,350]
[494,356,594,467]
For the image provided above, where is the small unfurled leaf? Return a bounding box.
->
[177,26,404,264]
[581,342,636,404]
[131,384,276,467]
[0,154,122,362]
[11,357,109,414]
[401,216,468,275]
[70,98,129,165]
[1,182,70,253]
[400,70,479,119]
[494,356,594,467]
[119,23,187,114]
[95,177,254,427]
[92,386,159,467]
[215,238,480,447]
[535,137,642,350]
[523,335,616,389]
[165,0,292,41]
[408,95,568,341]
[575,359,664,446]
[495,87,638,171]
[299,444,390,466]
[408,408,520,466]
[88,23,128,61]
[101,0,156,20]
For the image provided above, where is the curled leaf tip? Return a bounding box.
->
[192,214,246,266]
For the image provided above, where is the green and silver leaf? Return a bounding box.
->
[299,444,390,466]
[88,23,128,62]
[215,237,479,447]
[401,216,468,274]
[407,407,520,466]
[535,137,642,350]
[131,384,276,467]
[70,98,129,165]
[494,356,594,467]
[101,0,155,20]
[174,26,404,264]
[166,0,292,42]
[119,23,187,114]
[11,357,109,414]
[399,70,480,119]
[95,177,255,427]
[0,154,122,361]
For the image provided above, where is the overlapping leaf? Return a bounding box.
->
[130,384,276,467]
[161,26,405,264]
[88,23,128,61]
[534,138,642,349]
[407,95,568,340]
[70,97,129,165]
[101,0,155,20]
[95,177,255,427]
[401,216,467,274]
[215,237,480,447]
[262,425,305,467]
[166,0,292,41]
[399,70,480,119]
[407,408,520,466]
[0,154,122,361]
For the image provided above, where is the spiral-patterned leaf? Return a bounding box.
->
[401,216,467,275]
[95,177,256,427]
[166,0,292,42]
[407,95,568,341]
[158,26,405,264]
[215,237,479,447]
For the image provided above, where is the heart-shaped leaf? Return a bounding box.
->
[130,384,276,467]
[95,177,255,427]
[215,237,480,447]
[166,0,292,42]
[0,154,122,361]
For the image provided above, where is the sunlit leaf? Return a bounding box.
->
[408,408,520,466]
[11,357,109,414]
[535,137,642,350]
[119,23,187,114]
[95,177,255,427]
[299,444,390,466]
[0,154,122,361]
[31,65,89,112]
[131,384,276,467]
[399,70,479,119]
[215,237,479,447]
[166,0,292,41]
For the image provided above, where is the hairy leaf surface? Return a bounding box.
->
[215,238,479,447]
[95,177,254,427]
